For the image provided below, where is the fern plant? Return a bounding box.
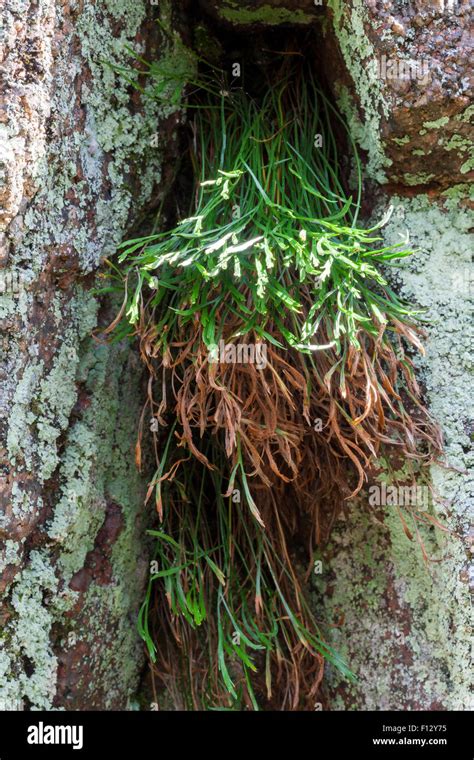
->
[106,51,441,710]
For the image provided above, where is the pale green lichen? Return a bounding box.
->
[455,105,474,124]
[444,135,471,153]
[7,361,44,473]
[64,349,150,707]
[75,1,166,268]
[392,135,410,146]
[317,195,473,709]
[440,183,474,210]
[460,158,473,174]
[1,550,60,710]
[423,116,450,129]
[1,323,148,709]
[1,0,189,710]
[328,0,391,183]
[6,291,98,483]
[402,171,436,185]
[219,2,313,25]
[0,540,23,575]
[49,337,147,707]
[441,135,474,175]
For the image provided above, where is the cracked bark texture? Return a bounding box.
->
[0,0,187,710]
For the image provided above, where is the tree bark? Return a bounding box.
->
[0,0,186,710]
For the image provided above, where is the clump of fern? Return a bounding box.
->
[108,52,442,710]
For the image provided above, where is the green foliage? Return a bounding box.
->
[107,54,437,710]
[116,64,415,356]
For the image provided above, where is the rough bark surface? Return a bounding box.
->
[0,0,187,710]
[325,0,473,187]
